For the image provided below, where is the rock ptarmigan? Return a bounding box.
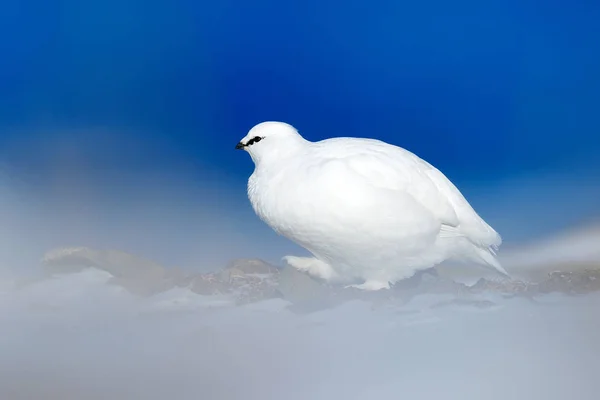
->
[236,121,506,290]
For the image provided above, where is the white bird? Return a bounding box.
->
[236,121,506,290]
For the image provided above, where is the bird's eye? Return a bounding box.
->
[246,136,263,146]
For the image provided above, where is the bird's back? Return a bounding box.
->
[310,137,501,249]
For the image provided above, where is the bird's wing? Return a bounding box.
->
[417,157,502,248]
[321,139,459,227]
[314,138,500,248]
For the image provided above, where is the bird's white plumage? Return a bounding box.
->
[238,121,505,290]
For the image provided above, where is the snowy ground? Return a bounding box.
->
[1,268,599,400]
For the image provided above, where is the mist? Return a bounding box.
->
[1,155,599,399]
[0,128,303,277]
[1,128,598,278]
[1,269,599,399]
[1,0,599,396]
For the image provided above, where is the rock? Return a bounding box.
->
[40,247,91,274]
[234,279,283,305]
[39,246,600,306]
[176,259,283,304]
[42,247,167,279]
[39,249,285,302]
[188,273,229,295]
[222,258,279,275]
[467,268,600,297]
[469,278,530,295]
[41,247,176,296]
[538,269,600,295]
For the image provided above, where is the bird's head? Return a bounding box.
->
[236,121,307,166]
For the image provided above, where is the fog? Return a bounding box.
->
[0,139,599,399]
[1,269,599,400]
[0,129,304,276]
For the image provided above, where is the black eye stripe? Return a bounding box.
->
[246,136,263,146]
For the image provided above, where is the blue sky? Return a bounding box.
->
[0,0,599,270]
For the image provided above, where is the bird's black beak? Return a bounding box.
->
[235,142,245,150]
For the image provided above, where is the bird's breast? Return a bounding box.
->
[248,169,335,247]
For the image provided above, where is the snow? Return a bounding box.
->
[1,270,598,400]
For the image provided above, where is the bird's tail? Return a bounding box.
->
[471,245,509,277]
[439,224,508,277]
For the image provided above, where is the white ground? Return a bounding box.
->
[0,268,598,400]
